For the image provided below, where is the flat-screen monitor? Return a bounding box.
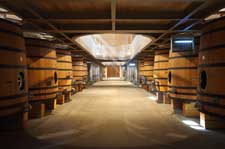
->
[171,34,195,52]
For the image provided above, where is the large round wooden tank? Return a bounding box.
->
[72,56,87,92]
[153,48,169,92]
[141,56,154,91]
[0,19,28,128]
[199,18,225,119]
[83,59,88,83]
[143,56,154,82]
[168,46,199,117]
[26,38,58,118]
[138,59,145,86]
[56,48,72,103]
[138,59,145,78]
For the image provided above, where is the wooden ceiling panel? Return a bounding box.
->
[54,22,112,30]
[1,0,225,63]
[116,19,173,25]
[117,0,204,19]
[5,0,111,19]
[26,19,112,25]
[116,21,174,30]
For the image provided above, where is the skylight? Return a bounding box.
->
[204,7,225,21]
[75,34,152,63]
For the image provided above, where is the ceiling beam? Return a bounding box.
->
[25,19,112,23]
[24,29,200,34]
[111,0,116,31]
[24,18,202,24]
[116,18,202,22]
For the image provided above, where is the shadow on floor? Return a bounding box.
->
[0,130,47,149]
[1,130,225,149]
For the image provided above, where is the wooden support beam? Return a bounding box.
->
[24,18,202,24]
[25,19,112,23]
[24,29,200,34]
[111,0,116,31]
[116,18,202,23]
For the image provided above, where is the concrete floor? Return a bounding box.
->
[1,81,225,149]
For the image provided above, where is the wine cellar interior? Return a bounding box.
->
[0,0,225,149]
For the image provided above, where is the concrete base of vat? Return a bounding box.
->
[0,112,29,130]
[182,102,199,117]
[142,84,148,91]
[200,112,225,129]
[80,84,85,90]
[146,84,153,92]
[163,93,171,104]
[171,99,199,117]
[74,84,80,93]
[156,92,164,103]
[171,99,182,113]
[57,94,65,104]
[29,103,45,119]
[22,112,29,128]
[45,99,57,111]
[75,84,84,92]
[64,92,72,102]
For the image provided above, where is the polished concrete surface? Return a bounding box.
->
[1,81,225,149]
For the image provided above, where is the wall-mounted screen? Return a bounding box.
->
[171,34,195,52]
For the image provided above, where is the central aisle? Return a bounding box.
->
[15,81,225,148]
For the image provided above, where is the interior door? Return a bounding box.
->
[107,66,120,78]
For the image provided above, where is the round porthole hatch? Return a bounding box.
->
[200,70,207,90]
[18,71,25,91]
[54,72,58,84]
[168,71,172,83]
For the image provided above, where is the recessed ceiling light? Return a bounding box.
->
[219,7,225,12]
[6,14,22,21]
[129,63,136,66]
[204,14,221,21]
[0,7,8,12]
[23,32,55,41]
